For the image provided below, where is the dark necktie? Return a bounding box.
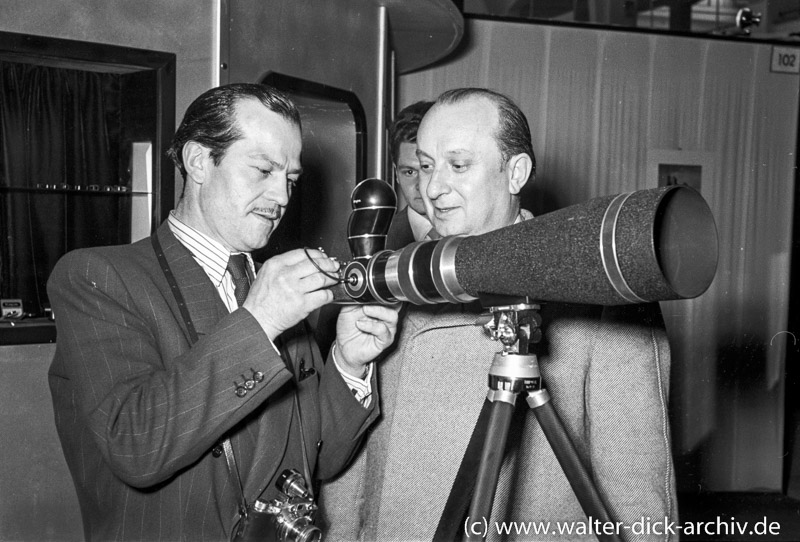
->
[226,253,251,307]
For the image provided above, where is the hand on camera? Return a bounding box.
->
[334,303,400,378]
[243,248,338,341]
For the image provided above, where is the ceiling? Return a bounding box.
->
[458,0,800,41]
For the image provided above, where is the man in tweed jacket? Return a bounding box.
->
[319,88,678,541]
[47,83,399,541]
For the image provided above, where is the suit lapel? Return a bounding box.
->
[154,224,228,342]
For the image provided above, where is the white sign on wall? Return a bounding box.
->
[771,46,800,74]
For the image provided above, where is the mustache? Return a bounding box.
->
[254,205,282,220]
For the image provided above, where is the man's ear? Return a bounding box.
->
[182,141,210,185]
[506,153,534,195]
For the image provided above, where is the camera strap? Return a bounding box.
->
[278,337,315,500]
[433,398,492,542]
[222,439,247,516]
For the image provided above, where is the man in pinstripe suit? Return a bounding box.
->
[47,83,399,541]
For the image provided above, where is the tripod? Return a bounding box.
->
[466,297,622,542]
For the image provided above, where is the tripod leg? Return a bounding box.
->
[466,399,515,540]
[530,398,623,542]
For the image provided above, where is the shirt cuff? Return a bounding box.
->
[331,343,374,408]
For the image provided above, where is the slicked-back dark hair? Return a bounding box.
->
[434,87,536,178]
[389,100,434,164]
[167,83,301,180]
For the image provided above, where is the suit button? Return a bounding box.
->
[235,386,247,397]
[212,445,223,458]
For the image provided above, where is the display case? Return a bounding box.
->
[0,31,175,344]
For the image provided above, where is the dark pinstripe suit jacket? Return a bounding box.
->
[47,222,377,541]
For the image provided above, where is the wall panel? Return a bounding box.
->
[0,344,80,540]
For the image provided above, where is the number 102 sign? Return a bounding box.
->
[772,46,800,74]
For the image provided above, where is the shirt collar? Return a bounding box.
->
[518,208,534,222]
[167,211,248,287]
[407,207,432,242]
[425,209,533,240]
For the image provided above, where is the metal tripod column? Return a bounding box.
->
[466,351,540,536]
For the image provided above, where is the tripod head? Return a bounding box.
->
[480,294,541,355]
[479,294,549,407]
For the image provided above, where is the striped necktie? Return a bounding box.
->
[226,253,251,307]
[425,228,442,241]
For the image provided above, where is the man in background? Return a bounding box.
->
[48,83,399,541]
[319,87,677,541]
[385,100,434,248]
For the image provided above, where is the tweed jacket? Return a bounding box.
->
[47,222,378,541]
[319,300,678,542]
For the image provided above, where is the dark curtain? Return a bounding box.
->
[0,61,122,316]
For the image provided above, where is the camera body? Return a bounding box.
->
[232,469,321,542]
